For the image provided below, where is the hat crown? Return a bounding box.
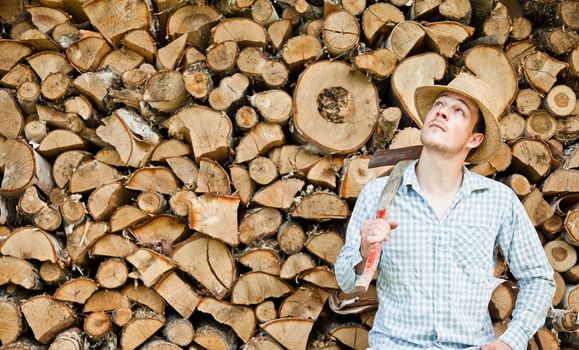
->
[446,73,501,119]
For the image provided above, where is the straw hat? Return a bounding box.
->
[414,72,502,164]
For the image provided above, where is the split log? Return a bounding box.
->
[109,205,149,232]
[291,191,349,221]
[250,90,292,124]
[243,334,284,350]
[522,51,568,94]
[126,248,176,287]
[192,321,237,350]
[279,283,328,320]
[0,139,54,196]
[197,158,231,195]
[66,221,109,265]
[329,324,369,350]
[49,327,87,350]
[166,158,198,189]
[126,167,179,195]
[231,272,292,305]
[188,194,239,246]
[21,296,76,344]
[1,227,64,264]
[0,256,42,290]
[267,19,293,52]
[305,230,344,265]
[84,290,131,312]
[281,35,322,73]
[237,245,282,275]
[131,215,186,245]
[253,179,305,210]
[261,318,314,350]
[150,139,191,162]
[236,123,285,163]
[120,312,165,350]
[516,88,542,116]
[542,170,579,196]
[122,283,165,315]
[391,53,446,127]
[165,105,233,163]
[489,280,517,321]
[562,210,579,247]
[361,3,404,46]
[197,298,256,342]
[256,300,277,323]
[153,271,200,319]
[171,234,235,299]
[69,160,121,194]
[510,138,553,184]
[280,252,316,279]
[209,73,249,111]
[386,21,425,60]
[300,266,340,289]
[237,48,288,88]
[0,299,22,345]
[239,207,282,245]
[522,188,554,227]
[166,4,221,51]
[554,272,566,306]
[54,277,97,304]
[211,18,268,48]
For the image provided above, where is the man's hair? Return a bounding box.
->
[472,109,485,135]
[468,110,485,158]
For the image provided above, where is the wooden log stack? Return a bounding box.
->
[0,0,578,349]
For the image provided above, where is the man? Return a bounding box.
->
[335,73,556,350]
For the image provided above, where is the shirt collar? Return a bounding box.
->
[401,159,489,194]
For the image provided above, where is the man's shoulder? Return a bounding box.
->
[467,170,517,199]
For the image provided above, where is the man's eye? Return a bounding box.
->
[434,101,443,106]
[456,108,465,116]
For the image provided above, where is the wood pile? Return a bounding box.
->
[0,0,577,349]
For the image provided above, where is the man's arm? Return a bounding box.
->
[496,191,557,350]
[335,181,375,294]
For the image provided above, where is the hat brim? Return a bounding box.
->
[414,85,501,164]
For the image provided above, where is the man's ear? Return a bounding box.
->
[467,132,484,150]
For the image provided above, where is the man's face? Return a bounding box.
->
[420,92,484,159]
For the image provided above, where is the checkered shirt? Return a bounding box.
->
[335,160,556,350]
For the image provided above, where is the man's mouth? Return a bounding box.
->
[429,123,445,131]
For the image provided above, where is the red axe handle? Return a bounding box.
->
[354,209,387,292]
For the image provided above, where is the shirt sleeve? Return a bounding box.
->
[334,180,379,294]
[496,190,556,350]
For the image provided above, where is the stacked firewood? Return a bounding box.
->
[0,0,577,349]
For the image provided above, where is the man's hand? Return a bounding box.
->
[482,340,512,350]
[359,215,398,260]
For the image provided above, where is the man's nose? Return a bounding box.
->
[435,106,449,120]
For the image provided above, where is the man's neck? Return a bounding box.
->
[415,148,465,196]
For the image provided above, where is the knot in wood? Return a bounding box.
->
[317,87,353,124]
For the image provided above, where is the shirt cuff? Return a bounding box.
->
[498,324,529,350]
